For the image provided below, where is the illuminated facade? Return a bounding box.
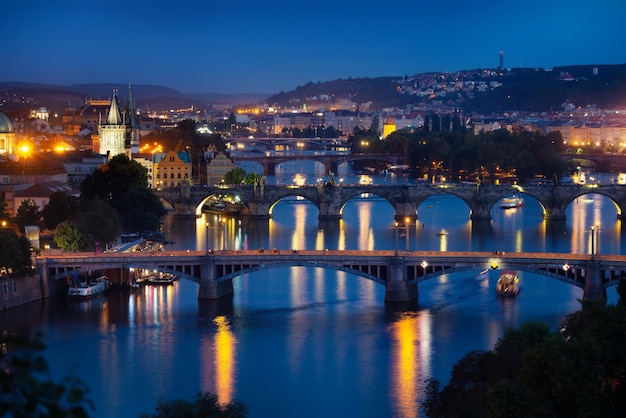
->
[0,111,16,156]
[382,116,396,138]
[95,86,141,157]
[154,151,191,188]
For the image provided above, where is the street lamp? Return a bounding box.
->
[405,217,410,251]
[590,224,599,260]
[205,222,210,255]
[394,221,399,255]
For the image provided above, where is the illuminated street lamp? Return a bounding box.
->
[394,221,399,256]
[205,222,210,255]
[405,217,410,251]
[590,224,599,260]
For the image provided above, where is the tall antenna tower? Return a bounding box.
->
[499,51,504,69]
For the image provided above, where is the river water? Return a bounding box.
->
[2,162,623,418]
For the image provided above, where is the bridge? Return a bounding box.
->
[224,136,348,151]
[230,152,405,176]
[36,250,624,304]
[156,183,626,221]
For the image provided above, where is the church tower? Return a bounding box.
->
[98,89,126,158]
[124,84,141,154]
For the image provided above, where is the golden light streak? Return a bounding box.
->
[213,316,236,404]
[390,314,421,418]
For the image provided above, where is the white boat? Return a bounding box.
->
[495,270,521,296]
[500,195,524,209]
[68,276,110,298]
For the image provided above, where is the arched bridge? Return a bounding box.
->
[37,250,624,304]
[156,183,626,221]
[232,152,405,176]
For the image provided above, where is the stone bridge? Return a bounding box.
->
[36,250,624,304]
[156,183,626,222]
[232,152,405,176]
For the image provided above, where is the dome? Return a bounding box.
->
[0,111,13,133]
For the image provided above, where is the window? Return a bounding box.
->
[12,281,16,292]
[2,283,7,295]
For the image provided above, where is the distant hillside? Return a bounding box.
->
[2,64,626,115]
[264,64,626,113]
[0,82,269,114]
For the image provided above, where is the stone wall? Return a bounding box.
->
[0,274,66,310]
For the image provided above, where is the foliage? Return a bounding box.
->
[77,198,123,247]
[114,190,167,232]
[243,172,260,185]
[421,303,626,417]
[41,191,80,231]
[139,391,247,418]
[223,167,246,185]
[80,154,148,205]
[53,221,88,252]
[0,196,8,221]
[80,154,165,234]
[0,331,94,417]
[0,229,33,275]
[15,199,41,232]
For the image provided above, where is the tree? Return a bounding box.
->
[80,154,148,206]
[0,229,32,275]
[80,154,165,234]
[15,199,40,232]
[139,391,247,418]
[421,307,626,417]
[54,220,88,252]
[114,190,167,232]
[0,332,94,417]
[41,191,80,231]
[77,198,123,246]
[223,167,246,184]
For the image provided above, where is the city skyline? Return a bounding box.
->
[3,0,626,95]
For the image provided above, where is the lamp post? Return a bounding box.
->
[591,224,599,260]
[394,221,399,256]
[405,217,410,251]
[205,222,210,255]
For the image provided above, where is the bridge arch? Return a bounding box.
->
[216,261,387,285]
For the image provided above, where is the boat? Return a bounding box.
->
[146,272,177,285]
[500,195,524,209]
[68,275,110,298]
[495,270,521,296]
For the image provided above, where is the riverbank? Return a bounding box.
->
[0,273,66,310]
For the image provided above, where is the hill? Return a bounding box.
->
[263,64,626,113]
[2,64,625,115]
[0,82,268,115]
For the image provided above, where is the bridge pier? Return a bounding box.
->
[384,257,418,303]
[198,257,234,300]
[583,260,606,301]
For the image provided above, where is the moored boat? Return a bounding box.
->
[496,270,521,296]
[147,272,177,285]
[500,195,524,209]
[68,275,110,298]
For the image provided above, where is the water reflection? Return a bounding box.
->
[212,316,236,404]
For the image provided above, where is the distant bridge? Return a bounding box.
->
[230,152,405,176]
[37,250,623,304]
[156,183,626,221]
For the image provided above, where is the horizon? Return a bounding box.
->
[3,0,626,95]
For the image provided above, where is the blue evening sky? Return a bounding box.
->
[3,0,625,94]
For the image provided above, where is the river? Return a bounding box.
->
[1,162,622,418]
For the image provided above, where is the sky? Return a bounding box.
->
[3,0,626,95]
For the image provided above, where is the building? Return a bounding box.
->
[53,151,107,186]
[0,111,16,156]
[154,151,191,188]
[132,153,155,188]
[205,147,235,185]
[12,181,78,218]
[94,86,141,158]
[382,116,396,138]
